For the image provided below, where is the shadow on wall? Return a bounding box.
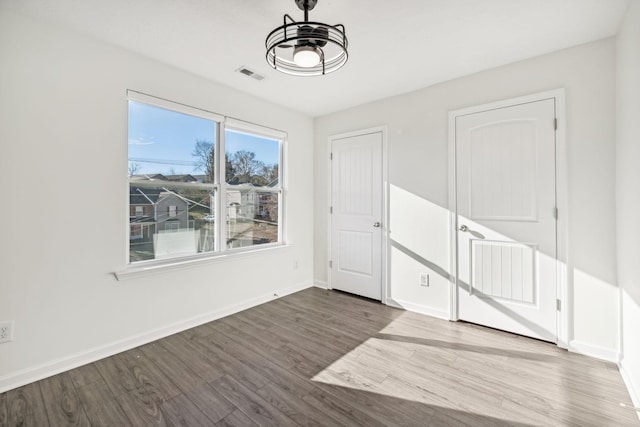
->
[391,237,554,341]
[388,184,451,314]
[388,183,619,346]
[391,239,453,283]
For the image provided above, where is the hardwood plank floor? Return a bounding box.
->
[1,287,638,426]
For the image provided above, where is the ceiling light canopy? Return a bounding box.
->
[265,0,348,76]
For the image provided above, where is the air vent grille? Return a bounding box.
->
[236,66,265,81]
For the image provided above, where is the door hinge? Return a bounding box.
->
[329,260,333,268]
[553,207,558,220]
[556,298,561,311]
[329,206,333,214]
[330,152,333,160]
[554,118,558,130]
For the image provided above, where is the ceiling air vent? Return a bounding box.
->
[236,66,265,81]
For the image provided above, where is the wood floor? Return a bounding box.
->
[1,288,638,426]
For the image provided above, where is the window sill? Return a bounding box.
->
[114,244,291,282]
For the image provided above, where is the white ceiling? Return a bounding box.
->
[5,0,630,117]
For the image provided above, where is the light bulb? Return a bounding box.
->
[293,46,320,68]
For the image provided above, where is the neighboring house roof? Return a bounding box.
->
[129,187,162,205]
[129,187,189,224]
[130,173,198,183]
[165,174,198,182]
[130,173,167,181]
[130,216,156,224]
[156,192,188,206]
[130,187,190,206]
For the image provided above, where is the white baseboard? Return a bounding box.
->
[620,360,640,411]
[568,340,620,364]
[0,281,313,394]
[387,298,450,320]
[314,280,328,289]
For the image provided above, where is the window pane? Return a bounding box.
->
[226,190,279,249]
[127,95,284,264]
[225,130,279,186]
[129,183,216,262]
[128,101,216,183]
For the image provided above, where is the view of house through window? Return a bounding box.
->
[128,93,283,263]
[225,129,280,250]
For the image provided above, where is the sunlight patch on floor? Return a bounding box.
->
[310,312,529,424]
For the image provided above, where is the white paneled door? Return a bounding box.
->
[456,99,557,342]
[330,131,383,300]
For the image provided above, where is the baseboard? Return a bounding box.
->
[387,298,450,320]
[568,340,620,364]
[314,280,328,289]
[0,281,313,394]
[620,360,640,411]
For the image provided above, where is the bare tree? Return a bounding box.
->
[231,150,263,184]
[227,150,280,186]
[192,140,235,183]
[264,164,279,184]
[248,163,274,186]
[128,162,141,176]
[192,140,215,183]
[223,153,235,182]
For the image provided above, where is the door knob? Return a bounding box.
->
[373,222,381,228]
[459,224,468,232]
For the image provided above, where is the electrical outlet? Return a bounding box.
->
[419,273,429,287]
[293,260,299,270]
[0,321,14,343]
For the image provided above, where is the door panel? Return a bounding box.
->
[456,99,557,342]
[338,145,374,216]
[331,131,383,300]
[469,120,537,221]
[471,240,536,304]
[338,231,373,275]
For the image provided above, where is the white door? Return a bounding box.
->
[330,131,383,300]
[456,99,557,342]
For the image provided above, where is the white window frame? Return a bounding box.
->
[222,118,286,253]
[124,91,286,271]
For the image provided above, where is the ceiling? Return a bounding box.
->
[5,0,630,117]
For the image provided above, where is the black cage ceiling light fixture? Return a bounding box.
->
[265,0,348,76]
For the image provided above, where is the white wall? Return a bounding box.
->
[0,8,314,392]
[617,0,640,407]
[314,38,619,358]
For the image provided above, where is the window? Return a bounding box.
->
[165,222,179,232]
[130,224,144,240]
[224,126,282,250]
[127,91,284,264]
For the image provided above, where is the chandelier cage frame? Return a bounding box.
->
[265,1,348,76]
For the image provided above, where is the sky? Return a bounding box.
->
[128,101,279,176]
